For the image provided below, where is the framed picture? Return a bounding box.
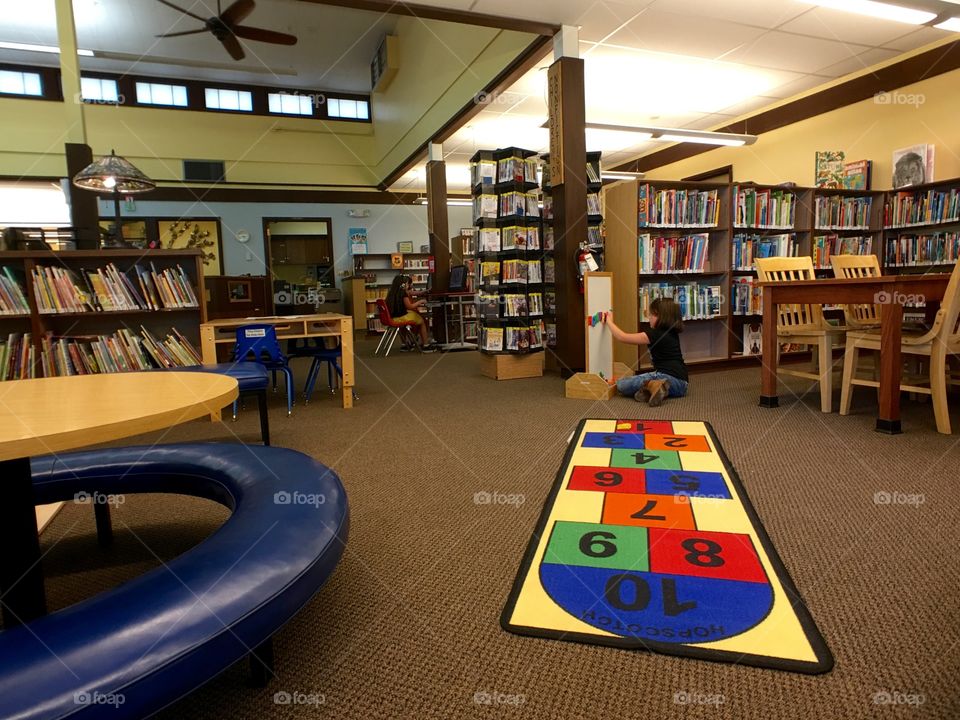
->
[228,280,252,303]
[397,241,414,253]
[892,144,934,188]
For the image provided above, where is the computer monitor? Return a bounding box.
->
[448,265,466,291]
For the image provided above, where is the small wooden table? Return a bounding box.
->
[760,273,951,433]
[199,314,355,416]
[0,372,238,627]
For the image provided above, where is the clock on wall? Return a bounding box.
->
[236,230,250,243]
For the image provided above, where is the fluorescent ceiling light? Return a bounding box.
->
[935,17,960,31]
[796,0,935,24]
[601,171,646,180]
[0,41,93,56]
[583,122,757,147]
[415,197,472,207]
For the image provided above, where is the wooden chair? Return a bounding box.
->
[830,254,882,328]
[840,260,960,434]
[756,256,846,412]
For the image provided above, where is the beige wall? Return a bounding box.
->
[644,67,960,189]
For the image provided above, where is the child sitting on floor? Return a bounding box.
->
[604,298,689,406]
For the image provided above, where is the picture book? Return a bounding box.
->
[842,160,871,190]
[892,144,934,188]
[814,151,845,188]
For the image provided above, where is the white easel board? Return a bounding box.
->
[584,271,613,380]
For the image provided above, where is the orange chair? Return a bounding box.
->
[374,299,420,357]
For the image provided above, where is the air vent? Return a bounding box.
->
[183,160,225,183]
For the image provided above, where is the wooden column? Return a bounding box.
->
[549,54,588,375]
[65,143,101,249]
[426,143,450,291]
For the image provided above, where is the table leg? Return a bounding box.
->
[340,319,355,409]
[759,290,779,407]
[0,457,47,627]
[201,326,223,422]
[877,301,904,434]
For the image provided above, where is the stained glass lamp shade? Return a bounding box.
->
[72,150,156,193]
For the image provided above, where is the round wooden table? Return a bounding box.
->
[0,372,238,627]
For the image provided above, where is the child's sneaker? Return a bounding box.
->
[646,379,669,407]
[633,384,650,403]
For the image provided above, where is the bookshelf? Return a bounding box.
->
[881,177,960,272]
[0,249,206,379]
[471,147,546,358]
[606,176,960,370]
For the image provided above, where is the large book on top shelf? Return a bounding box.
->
[0,248,206,379]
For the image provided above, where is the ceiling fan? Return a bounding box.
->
[154,0,297,61]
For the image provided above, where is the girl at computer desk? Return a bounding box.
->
[386,274,439,353]
[604,298,689,406]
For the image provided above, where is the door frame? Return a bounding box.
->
[261,216,335,314]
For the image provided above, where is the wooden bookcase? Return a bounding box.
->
[0,249,206,377]
[604,177,940,371]
[881,176,960,274]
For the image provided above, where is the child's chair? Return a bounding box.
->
[374,299,420,357]
[233,325,295,416]
[287,337,358,403]
[756,256,847,412]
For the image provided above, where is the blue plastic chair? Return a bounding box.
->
[287,338,357,404]
[234,325,295,416]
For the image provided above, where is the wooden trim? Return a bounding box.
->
[377,34,553,191]
[683,165,733,183]
[614,39,960,174]
[145,187,437,204]
[296,0,559,36]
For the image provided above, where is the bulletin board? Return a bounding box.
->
[584,272,613,380]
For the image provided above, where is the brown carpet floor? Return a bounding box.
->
[40,342,960,719]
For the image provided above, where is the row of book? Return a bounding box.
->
[479,322,545,353]
[637,186,721,227]
[1,326,203,379]
[480,260,544,286]
[470,156,539,188]
[31,263,198,314]
[732,233,796,270]
[364,287,389,302]
[0,267,30,315]
[732,278,763,316]
[638,233,710,274]
[884,187,960,228]
[542,193,601,221]
[733,186,796,229]
[478,226,541,253]
[812,235,873,269]
[473,192,541,221]
[477,291,544,318]
[814,195,873,229]
[639,283,722,321]
[884,232,960,267]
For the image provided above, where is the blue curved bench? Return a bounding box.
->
[0,444,349,720]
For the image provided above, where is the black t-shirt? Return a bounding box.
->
[646,325,688,382]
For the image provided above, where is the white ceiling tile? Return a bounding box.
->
[716,94,782,117]
[723,31,873,74]
[602,8,768,60]
[814,47,902,79]
[881,26,957,52]
[777,6,922,48]
[763,73,831,99]
[645,0,812,29]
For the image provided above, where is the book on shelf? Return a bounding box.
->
[743,323,762,356]
[733,186,795,228]
[637,185,720,227]
[480,326,504,352]
[473,194,497,221]
[543,257,555,283]
[528,292,543,316]
[731,233,796,270]
[812,234,872,268]
[884,232,960,267]
[884,187,960,227]
[0,267,30,315]
[501,225,540,251]
[815,194,873,229]
[502,293,529,317]
[586,162,601,184]
[587,192,602,216]
[732,277,762,316]
[527,260,543,285]
[501,259,527,284]
[496,154,538,185]
[545,322,557,347]
[892,144,934,189]
[0,332,35,380]
[542,195,553,220]
[479,227,500,253]
[587,225,604,246]
[639,283,722,321]
[638,233,710,274]
[843,160,872,190]
[543,226,555,251]
[815,150,845,188]
[471,158,496,188]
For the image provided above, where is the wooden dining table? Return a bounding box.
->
[759,273,951,434]
[0,372,237,627]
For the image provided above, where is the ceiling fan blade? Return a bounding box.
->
[155,0,209,23]
[220,0,255,26]
[155,28,207,38]
[220,32,245,61]
[232,25,297,45]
